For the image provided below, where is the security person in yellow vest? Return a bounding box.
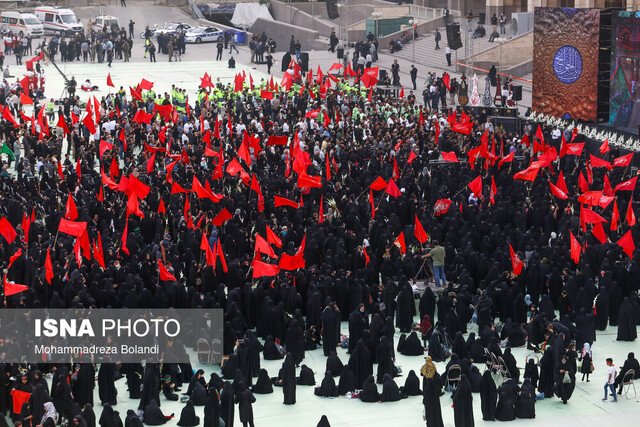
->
[46,98,56,122]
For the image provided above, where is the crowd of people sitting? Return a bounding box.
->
[0,41,638,427]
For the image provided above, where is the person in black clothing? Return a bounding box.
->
[216,41,223,60]
[129,20,135,39]
[266,53,273,74]
[616,352,640,394]
[434,29,441,50]
[228,57,235,69]
[391,59,400,86]
[410,65,418,90]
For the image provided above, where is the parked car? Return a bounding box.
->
[34,6,83,36]
[155,22,193,37]
[184,26,223,44]
[0,11,44,37]
[93,15,120,32]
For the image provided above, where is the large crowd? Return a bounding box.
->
[0,41,638,427]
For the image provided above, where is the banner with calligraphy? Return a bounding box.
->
[609,11,640,127]
[533,7,600,122]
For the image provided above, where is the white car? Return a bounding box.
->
[185,26,224,44]
[156,22,193,37]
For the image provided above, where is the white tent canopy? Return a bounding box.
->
[230,3,273,29]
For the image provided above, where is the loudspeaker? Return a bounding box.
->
[512,85,522,101]
[503,108,517,117]
[446,23,462,50]
[337,48,344,59]
[326,0,339,20]
[379,69,388,82]
[281,52,291,72]
[299,52,309,72]
[478,12,486,25]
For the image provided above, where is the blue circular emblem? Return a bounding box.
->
[553,46,582,84]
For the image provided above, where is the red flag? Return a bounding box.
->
[570,231,581,264]
[385,179,401,198]
[626,198,636,226]
[535,125,544,143]
[394,232,406,254]
[556,171,568,194]
[274,196,300,209]
[252,260,279,278]
[399,87,404,98]
[2,107,18,127]
[4,275,27,296]
[95,233,106,269]
[106,73,115,88]
[509,243,523,275]
[468,176,482,196]
[611,200,619,231]
[580,206,607,224]
[266,135,288,146]
[614,176,638,192]
[297,173,322,188]
[442,73,451,90]
[170,182,190,194]
[490,176,497,204]
[565,143,584,156]
[20,92,33,105]
[392,157,400,180]
[578,171,589,193]
[451,121,473,134]
[65,193,78,220]
[590,154,612,170]
[158,260,177,282]
[441,152,459,163]
[7,248,21,270]
[58,218,87,237]
[56,114,70,134]
[318,195,324,223]
[618,230,635,258]
[266,226,282,248]
[549,181,568,199]
[577,190,604,206]
[11,389,30,414]
[216,239,228,273]
[434,199,452,216]
[370,176,388,191]
[414,214,428,244]
[408,151,417,164]
[278,253,305,270]
[82,113,96,134]
[592,222,607,244]
[514,164,541,182]
[369,188,375,219]
[76,158,81,182]
[498,151,515,169]
[158,198,166,215]
[599,138,610,155]
[255,234,276,258]
[139,78,154,90]
[146,152,156,175]
[613,153,633,168]
[238,138,252,165]
[325,152,332,181]
[364,247,370,265]
[45,247,54,284]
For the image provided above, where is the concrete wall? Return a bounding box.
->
[249,17,326,53]
[269,0,336,37]
[378,16,445,47]
[468,30,532,68]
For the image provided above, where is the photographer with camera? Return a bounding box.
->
[423,240,446,287]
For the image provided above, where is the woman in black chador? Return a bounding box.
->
[479,370,496,421]
[98,364,117,406]
[177,400,199,426]
[280,353,296,404]
[554,355,576,404]
[452,374,474,427]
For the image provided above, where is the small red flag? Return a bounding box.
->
[318,195,324,223]
[549,181,568,199]
[618,230,635,258]
[65,192,78,220]
[468,176,482,196]
[509,243,523,275]
[107,73,115,88]
[385,179,402,198]
[570,231,581,264]
[590,154,612,170]
[611,200,619,231]
[414,214,428,244]
[44,247,54,283]
[158,198,166,215]
[613,153,633,168]
[252,260,279,278]
[217,240,228,273]
[599,138,610,154]
[369,188,375,219]
[4,275,28,296]
[408,151,417,164]
[592,222,607,244]
[370,176,388,191]
[626,198,636,226]
[614,176,638,192]
[441,152,459,163]
[158,260,177,282]
[434,199,452,216]
[394,232,406,254]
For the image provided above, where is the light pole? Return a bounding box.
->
[372,11,382,39]
[496,37,507,74]
[310,0,317,31]
[409,18,415,63]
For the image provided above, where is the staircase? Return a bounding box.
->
[389,22,500,69]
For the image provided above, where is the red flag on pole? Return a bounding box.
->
[0,217,17,244]
[65,193,78,220]
[570,231,581,264]
[394,232,406,254]
[252,260,279,278]
[618,230,635,258]
[592,222,607,244]
[318,195,324,223]
[158,260,177,282]
[414,214,428,244]
[107,73,115,88]
[509,243,523,275]
[468,176,482,196]
[611,200,619,231]
[369,188,375,219]
[626,198,636,226]
[45,248,53,284]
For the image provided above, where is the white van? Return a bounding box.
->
[34,6,83,36]
[0,11,44,37]
[92,16,120,32]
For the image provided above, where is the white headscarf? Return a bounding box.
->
[41,402,58,425]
